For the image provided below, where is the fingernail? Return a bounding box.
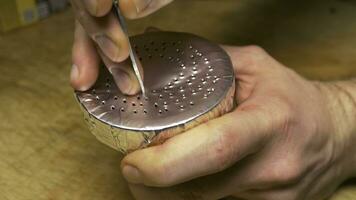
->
[84,0,97,15]
[70,64,92,91]
[70,64,79,82]
[133,0,152,13]
[94,35,120,62]
[110,67,133,94]
[122,165,142,184]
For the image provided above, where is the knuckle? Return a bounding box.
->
[209,126,237,171]
[277,104,292,129]
[239,45,268,71]
[268,96,294,131]
[270,159,303,184]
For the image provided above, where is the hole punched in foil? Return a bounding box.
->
[75,31,235,153]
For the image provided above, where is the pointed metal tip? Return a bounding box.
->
[113,0,147,99]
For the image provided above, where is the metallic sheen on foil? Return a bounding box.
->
[75,31,235,153]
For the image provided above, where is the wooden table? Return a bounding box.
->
[1,0,356,199]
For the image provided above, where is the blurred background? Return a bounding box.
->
[1,0,356,199]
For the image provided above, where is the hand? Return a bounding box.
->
[69,0,173,94]
[120,45,356,200]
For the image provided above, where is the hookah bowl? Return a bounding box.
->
[75,31,236,153]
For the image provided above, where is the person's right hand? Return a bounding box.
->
[69,0,173,94]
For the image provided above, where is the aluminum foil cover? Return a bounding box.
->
[75,31,235,153]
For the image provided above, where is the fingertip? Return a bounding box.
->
[71,22,100,91]
[121,151,144,183]
[110,67,139,95]
[120,0,170,19]
[119,0,139,19]
[120,0,157,19]
[70,63,98,91]
[122,83,141,95]
[121,147,170,186]
[98,51,140,95]
[70,64,88,91]
[70,53,99,91]
[122,165,143,184]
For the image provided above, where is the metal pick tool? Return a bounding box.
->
[112,0,146,97]
[75,31,236,153]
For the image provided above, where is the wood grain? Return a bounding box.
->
[0,0,356,199]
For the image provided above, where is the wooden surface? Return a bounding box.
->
[1,0,356,199]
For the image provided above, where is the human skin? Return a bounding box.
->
[69,0,173,93]
[121,46,356,200]
[69,1,356,199]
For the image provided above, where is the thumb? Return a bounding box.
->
[121,105,272,187]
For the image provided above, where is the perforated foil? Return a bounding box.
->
[75,31,236,153]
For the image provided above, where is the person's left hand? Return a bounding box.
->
[120,45,355,200]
